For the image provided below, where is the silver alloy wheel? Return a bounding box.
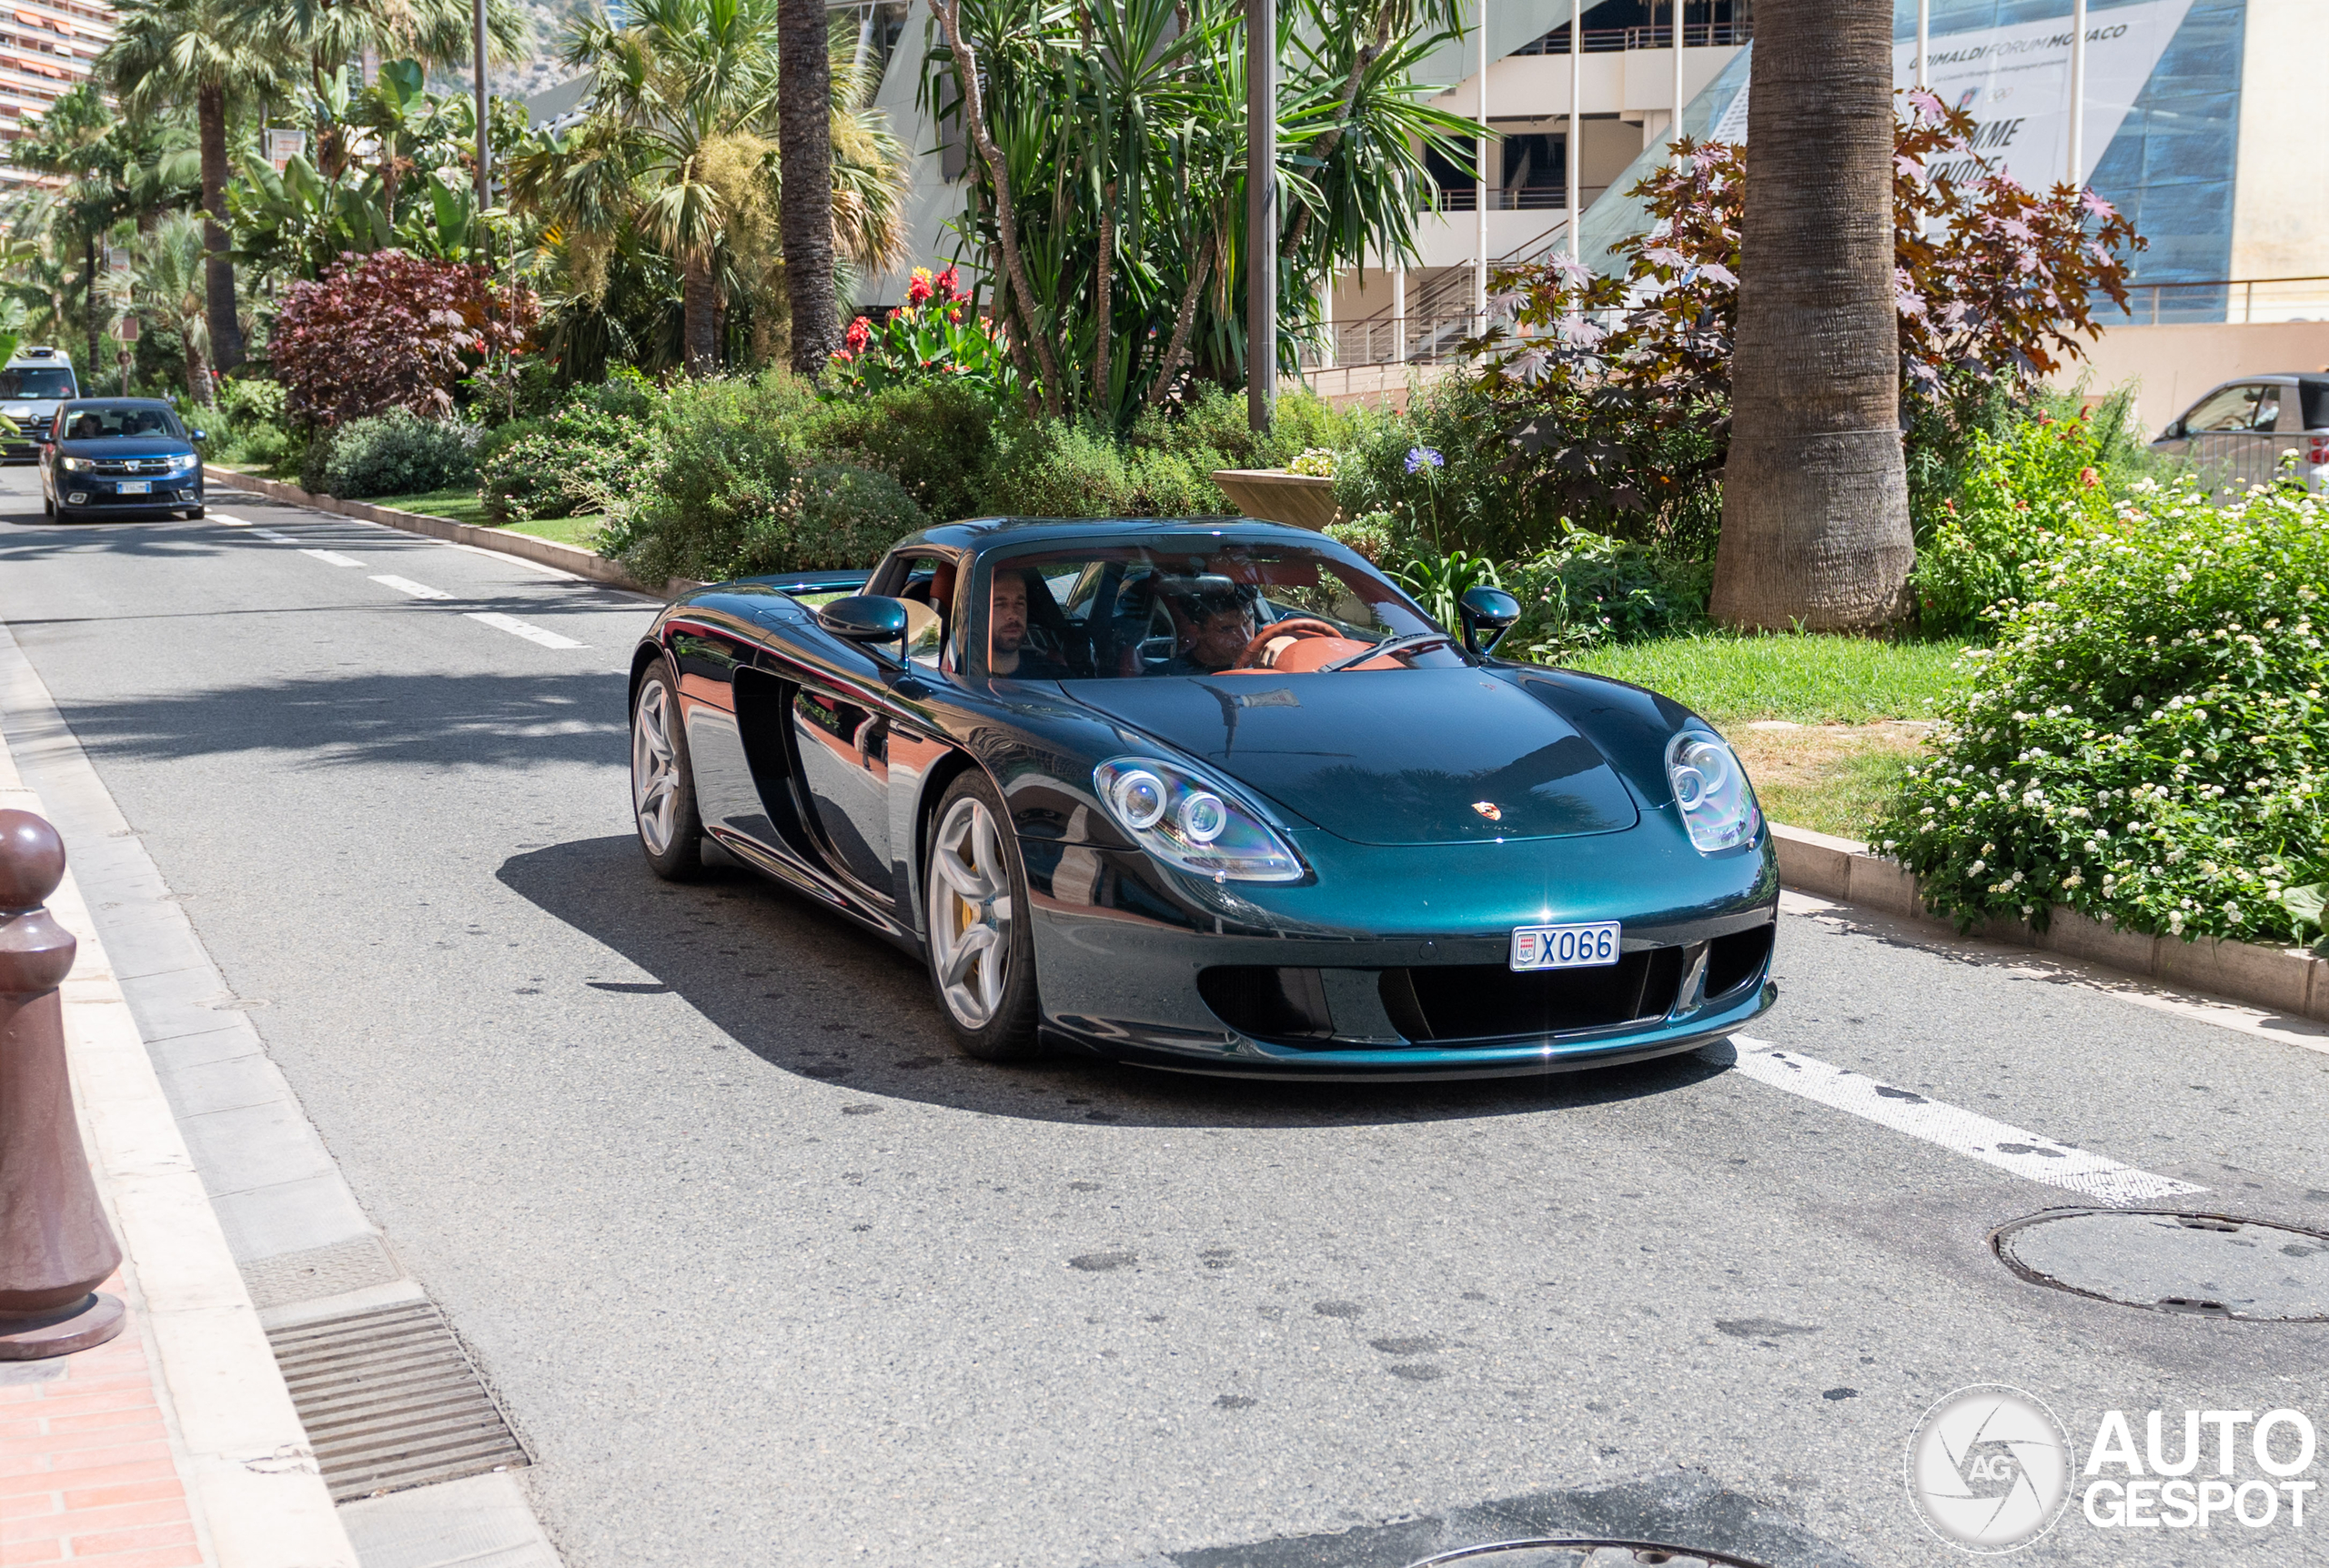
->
[927,795,1013,1029]
[631,678,681,856]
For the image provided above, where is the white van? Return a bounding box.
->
[1,346,81,461]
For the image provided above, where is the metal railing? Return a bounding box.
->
[1512,20,1752,55]
[2107,276,2329,327]
[1421,185,1608,213]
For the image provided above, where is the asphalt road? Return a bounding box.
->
[4,467,2327,1568]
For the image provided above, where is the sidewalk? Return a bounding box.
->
[1,740,357,1565]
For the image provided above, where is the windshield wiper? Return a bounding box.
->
[1316,631,1456,673]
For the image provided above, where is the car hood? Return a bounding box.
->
[1060,668,1641,846]
[55,439,193,458]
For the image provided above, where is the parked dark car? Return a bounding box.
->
[629,517,1778,1078]
[40,398,207,519]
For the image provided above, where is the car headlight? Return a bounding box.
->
[60,456,91,471]
[1093,756,1305,882]
[1667,733,1760,852]
[167,453,198,472]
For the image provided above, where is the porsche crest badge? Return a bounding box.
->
[1471,801,1502,821]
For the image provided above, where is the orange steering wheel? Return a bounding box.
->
[1234,618,1346,669]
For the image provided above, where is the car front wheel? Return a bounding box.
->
[923,772,1043,1060]
[630,656,706,879]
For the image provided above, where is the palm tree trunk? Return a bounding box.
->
[81,236,97,373]
[1094,183,1114,416]
[779,0,840,373]
[682,251,718,375]
[196,84,246,372]
[181,317,214,407]
[1145,229,1215,407]
[1709,0,1911,631]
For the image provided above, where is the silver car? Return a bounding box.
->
[0,346,81,462]
[2150,374,2329,492]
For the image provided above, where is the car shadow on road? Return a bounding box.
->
[1,511,244,562]
[497,833,1736,1130]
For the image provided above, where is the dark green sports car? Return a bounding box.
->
[629,516,1777,1079]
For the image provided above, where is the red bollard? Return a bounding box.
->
[0,809,125,1359]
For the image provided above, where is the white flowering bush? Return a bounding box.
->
[1876,477,2329,944]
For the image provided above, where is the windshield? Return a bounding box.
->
[982,539,1464,680]
[0,367,76,399]
[61,404,185,440]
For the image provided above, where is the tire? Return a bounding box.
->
[630,656,707,880]
[42,493,52,516]
[184,506,204,518]
[923,770,1043,1060]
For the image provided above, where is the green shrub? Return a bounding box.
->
[727,462,930,577]
[315,408,481,498]
[479,398,660,524]
[1877,479,2329,945]
[805,381,1000,521]
[1502,524,1712,660]
[601,371,824,585]
[980,419,1137,517]
[1911,408,2120,635]
[1326,513,1394,564]
[1331,382,1552,561]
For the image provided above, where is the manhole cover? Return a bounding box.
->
[1405,1543,1772,1568]
[1993,1209,2329,1322]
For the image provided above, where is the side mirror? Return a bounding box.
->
[190,428,207,443]
[1457,586,1522,654]
[2161,419,2184,441]
[815,595,911,648]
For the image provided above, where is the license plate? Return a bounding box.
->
[117,480,149,494]
[1509,920,1621,972]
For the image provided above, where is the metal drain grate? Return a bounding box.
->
[267,1300,529,1501]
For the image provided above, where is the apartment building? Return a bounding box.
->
[0,0,113,185]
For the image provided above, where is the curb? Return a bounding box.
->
[205,466,658,596]
[1770,822,2329,1024]
[0,733,358,1564]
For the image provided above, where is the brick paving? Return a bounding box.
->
[0,1277,204,1567]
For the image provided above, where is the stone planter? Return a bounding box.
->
[1212,468,1339,531]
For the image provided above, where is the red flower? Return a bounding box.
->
[933,265,962,303]
[2079,466,2100,487]
[845,316,872,353]
[905,268,933,307]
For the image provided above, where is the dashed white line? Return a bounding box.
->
[370,575,454,600]
[300,549,363,568]
[252,528,300,544]
[213,513,250,527]
[1730,1036,2205,1206]
[467,611,586,649]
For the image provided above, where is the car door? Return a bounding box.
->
[781,552,964,910]
[2173,382,2275,487]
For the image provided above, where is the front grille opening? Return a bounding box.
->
[1198,966,1333,1040]
[1705,924,1774,1000]
[1386,948,1684,1042]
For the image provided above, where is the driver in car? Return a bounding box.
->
[1166,588,1259,675]
[989,569,1072,679]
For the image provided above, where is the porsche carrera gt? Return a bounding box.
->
[629,516,1777,1078]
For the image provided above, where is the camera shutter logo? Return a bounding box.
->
[1907,1384,2073,1552]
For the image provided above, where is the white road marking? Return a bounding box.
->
[466,611,585,649]
[300,549,363,568]
[1730,1036,2205,1206]
[370,575,454,600]
[252,528,300,544]
[213,514,250,527]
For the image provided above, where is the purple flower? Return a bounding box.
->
[1405,447,1444,474]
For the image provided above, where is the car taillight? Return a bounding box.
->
[2311,435,2329,466]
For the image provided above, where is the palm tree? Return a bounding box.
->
[101,0,287,373]
[1708,0,1913,630]
[776,0,835,372]
[237,0,528,95]
[110,211,214,406]
[511,0,906,375]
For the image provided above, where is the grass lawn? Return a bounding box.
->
[370,488,608,550]
[1563,632,1973,841]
